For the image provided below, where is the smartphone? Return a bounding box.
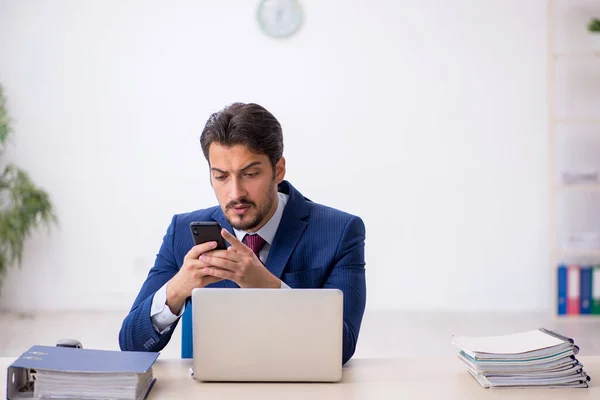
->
[189,221,227,249]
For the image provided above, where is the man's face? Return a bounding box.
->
[208,143,286,232]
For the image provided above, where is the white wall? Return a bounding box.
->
[0,0,549,312]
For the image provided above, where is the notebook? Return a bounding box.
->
[468,369,590,389]
[6,345,159,400]
[458,353,579,372]
[452,328,591,389]
[452,327,578,360]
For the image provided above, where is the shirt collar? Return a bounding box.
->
[233,192,288,245]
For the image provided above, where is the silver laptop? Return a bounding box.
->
[191,288,343,382]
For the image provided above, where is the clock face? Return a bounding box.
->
[257,0,303,39]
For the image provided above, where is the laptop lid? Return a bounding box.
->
[191,288,343,382]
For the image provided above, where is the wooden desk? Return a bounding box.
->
[2,356,599,399]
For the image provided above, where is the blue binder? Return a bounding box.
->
[580,266,593,315]
[558,264,567,315]
[7,345,159,399]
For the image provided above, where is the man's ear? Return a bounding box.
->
[275,157,286,183]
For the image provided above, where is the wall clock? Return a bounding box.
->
[257,0,304,39]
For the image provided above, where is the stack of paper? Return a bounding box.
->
[34,369,155,400]
[452,328,591,389]
[7,345,159,400]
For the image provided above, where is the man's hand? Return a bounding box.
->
[165,241,223,313]
[200,229,281,289]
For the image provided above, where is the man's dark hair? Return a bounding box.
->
[200,103,284,170]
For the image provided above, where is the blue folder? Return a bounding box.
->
[580,266,593,315]
[7,345,159,399]
[558,265,567,315]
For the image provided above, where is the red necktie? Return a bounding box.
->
[243,234,267,258]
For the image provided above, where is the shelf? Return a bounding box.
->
[552,314,600,320]
[554,249,600,257]
[547,2,600,319]
[554,119,600,125]
[554,183,600,191]
[553,51,600,58]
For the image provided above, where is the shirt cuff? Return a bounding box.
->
[150,282,185,334]
[280,280,291,289]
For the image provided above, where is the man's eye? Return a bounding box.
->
[244,172,258,178]
[214,175,227,181]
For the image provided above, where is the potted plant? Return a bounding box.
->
[588,18,600,52]
[0,85,57,292]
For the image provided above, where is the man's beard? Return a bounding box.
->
[224,184,277,231]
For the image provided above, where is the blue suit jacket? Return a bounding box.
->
[118,181,366,365]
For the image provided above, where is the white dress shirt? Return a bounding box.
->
[151,192,290,334]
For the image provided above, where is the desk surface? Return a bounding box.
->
[2,356,599,399]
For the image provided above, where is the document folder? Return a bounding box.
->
[452,328,591,389]
[7,345,159,400]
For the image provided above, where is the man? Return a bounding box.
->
[119,103,366,365]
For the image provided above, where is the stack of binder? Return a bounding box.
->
[6,345,159,400]
[451,328,591,389]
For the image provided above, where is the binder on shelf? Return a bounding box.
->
[558,265,567,315]
[593,265,600,315]
[6,345,159,400]
[567,265,581,315]
[580,266,593,314]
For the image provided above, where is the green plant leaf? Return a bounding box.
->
[588,18,600,32]
[0,85,57,291]
[0,84,10,149]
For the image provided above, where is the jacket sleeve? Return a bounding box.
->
[323,216,367,365]
[118,214,182,352]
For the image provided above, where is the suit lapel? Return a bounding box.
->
[266,181,309,280]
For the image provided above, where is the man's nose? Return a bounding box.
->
[229,178,247,200]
